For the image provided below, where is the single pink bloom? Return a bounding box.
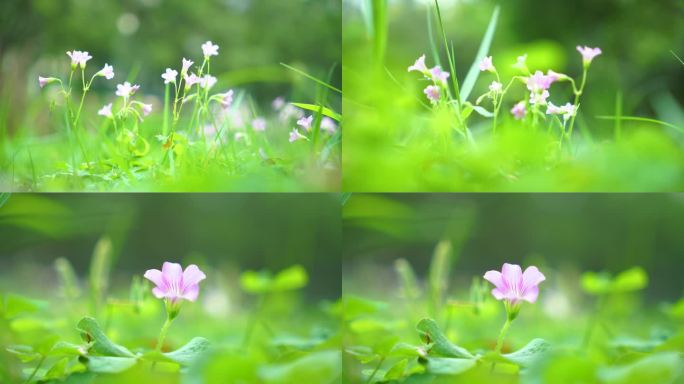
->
[479,56,495,72]
[529,89,550,105]
[184,73,200,88]
[181,58,194,75]
[201,41,219,58]
[289,128,307,143]
[116,82,140,98]
[424,85,440,103]
[484,263,546,304]
[430,66,450,85]
[252,117,266,132]
[98,103,113,118]
[66,50,92,68]
[489,81,503,93]
[141,103,152,117]
[546,102,577,121]
[526,70,556,92]
[99,64,115,80]
[272,96,286,110]
[511,101,526,120]
[200,75,217,90]
[320,117,337,134]
[219,90,234,109]
[162,68,178,84]
[38,76,51,88]
[297,115,314,131]
[408,54,428,73]
[144,262,206,303]
[577,45,602,64]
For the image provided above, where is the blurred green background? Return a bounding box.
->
[343,193,684,300]
[0,0,341,136]
[0,193,341,298]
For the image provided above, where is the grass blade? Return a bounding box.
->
[433,0,461,105]
[460,6,500,102]
[290,103,341,122]
[280,63,341,94]
[596,115,684,133]
[671,50,684,66]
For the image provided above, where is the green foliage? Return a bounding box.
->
[581,267,648,295]
[240,265,309,294]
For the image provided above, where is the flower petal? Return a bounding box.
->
[521,285,539,303]
[182,264,206,288]
[522,266,546,291]
[181,284,200,302]
[491,288,505,300]
[151,287,167,299]
[501,263,523,289]
[484,270,504,290]
[161,262,183,287]
[144,269,164,288]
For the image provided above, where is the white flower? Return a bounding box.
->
[200,75,217,90]
[201,41,219,58]
[181,58,194,75]
[98,103,113,118]
[98,64,115,80]
[162,68,178,84]
[489,81,503,93]
[66,50,92,69]
[116,82,140,98]
[297,115,314,131]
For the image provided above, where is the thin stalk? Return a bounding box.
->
[163,83,170,136]
[24,355,45,384]
[567,67,588,139]
[155,316,173,353]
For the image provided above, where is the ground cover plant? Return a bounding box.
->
[0,1,341,192]
[342,0,684,191]
[0,194,343,383]
[342,194,684,383]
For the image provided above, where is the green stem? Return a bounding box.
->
[155,316,173,353]
[24,355,45,384]
[163,83,170,136]
[494,318,512,355]
[567,67,588,140]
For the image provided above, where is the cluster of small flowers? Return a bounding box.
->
[407,45,601,129]
[478,45,601,123]
[407,54,450,103]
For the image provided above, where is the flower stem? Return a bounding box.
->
[163,83,170,136]
[567,67,588,141]
[155,315,173,353]
[494,317,512,355]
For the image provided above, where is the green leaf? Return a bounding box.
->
[416,318,473,359]
[290,103,341,122]
[425,357,476,375]
[85,356,138,373]
[389,342,427,358]
[385,358,408,380]
[43,357,69,380]
[0,193,10,208]
[259,350,341,384]
[2,293,47,318]
[272,265,308,291]
[596,115,684,133]
[6,345,41,362]
[581,267,648,295]
[76,317,135,357]
[428,240,453,318]
[345,346,379,364]
[280,63,341,94]
[163,337,210,366]
[49,341,85,357]
[597,352,683,383]
[460,6,500,102]
[502,338,550,367]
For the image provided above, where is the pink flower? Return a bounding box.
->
[320,117,337,134]
[162,68,178,84]
[424,85,440,103]
[430,66,450,85]
[546,102,576,121]
[144,262,206,303]
[200,75,217,90]
[38,76,54,88]
[529,89,549,105]
[408,54,428,73]
[141,103,153,117]
[116,82,140,98]
[297,115,314,131]
[479,56,495,72]
[66,50,92,69]
[489,81,503,93]
[184,73,200,88]
[252,117,266,132]
[98,64,115,80]
[484,263,546,305]
[526,70,556,92]
[289,128,307,143]
[201,41,219,58]
[272,96,286,110]
[219,90,234,109]
[98,103,113,118]
[511,101,526,120]
[577,45,602,65]
[181,58,194,75]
